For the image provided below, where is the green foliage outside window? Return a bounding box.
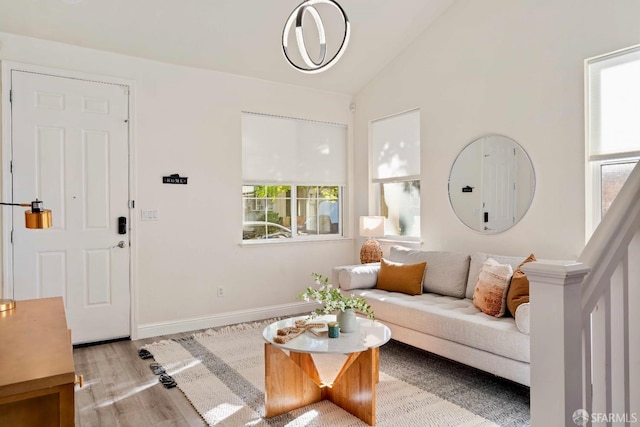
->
[253,185,290,200]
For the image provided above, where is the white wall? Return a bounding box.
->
[353,0,640,260]
[0,32,355,337]
[3,0,639,336]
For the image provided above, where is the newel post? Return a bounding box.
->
[523,261,590,427]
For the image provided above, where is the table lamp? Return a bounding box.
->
[0,199,52,312]
[359,216,384,264]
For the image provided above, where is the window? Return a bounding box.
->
[241,113,346,241]
[370,109,421,237]
[586,46,640,235]
[600,162,635,216]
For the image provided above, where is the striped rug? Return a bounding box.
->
[142,319,529,427]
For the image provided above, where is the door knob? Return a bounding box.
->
[112,241,127,248]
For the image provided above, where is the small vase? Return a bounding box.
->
[336,309,357,333]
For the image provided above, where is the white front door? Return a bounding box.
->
[10,70,130,344]
[482,136,516,232]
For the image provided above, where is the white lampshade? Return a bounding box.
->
[359,216,385,238]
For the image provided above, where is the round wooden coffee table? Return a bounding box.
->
[262,315,391,426]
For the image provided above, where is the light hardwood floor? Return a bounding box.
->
[73,334,206,427]
[73,333,346,426]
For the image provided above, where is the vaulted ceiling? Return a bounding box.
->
[0,0,456,94]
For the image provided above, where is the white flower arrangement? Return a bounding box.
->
[299,273,374,319]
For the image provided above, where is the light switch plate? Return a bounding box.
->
[141,209,159,221]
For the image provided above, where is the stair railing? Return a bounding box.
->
[526,160,640,426]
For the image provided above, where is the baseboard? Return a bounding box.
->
[136,301,316,339]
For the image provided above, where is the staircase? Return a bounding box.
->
[526,161,640,426]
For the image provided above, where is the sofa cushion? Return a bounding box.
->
[337,264,379,291]
[507,254,537,317]
[466,252,529,299]
[473,258,513,317]
[389,246,470,298]
[357,289,530,363]
[376,258,426,296]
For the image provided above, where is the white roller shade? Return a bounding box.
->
[371,109,420,181]
[242,113,347,185]
[588,48,640,158]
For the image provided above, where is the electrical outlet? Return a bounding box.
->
[217,287,224,297]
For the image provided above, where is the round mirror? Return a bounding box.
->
[448,135,535,233]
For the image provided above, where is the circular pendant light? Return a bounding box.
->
[282,0,350,74]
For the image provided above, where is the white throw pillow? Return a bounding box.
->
[515,302,530,335]
[338,265,379,290]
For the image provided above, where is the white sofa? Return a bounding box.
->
[332,245,532,386]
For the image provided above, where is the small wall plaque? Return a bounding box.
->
[163,174,188,185]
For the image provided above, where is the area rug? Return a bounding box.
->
[141,319,529,427]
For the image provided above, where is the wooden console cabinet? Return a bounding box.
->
[0,297,76,427]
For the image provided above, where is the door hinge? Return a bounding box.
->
[10,230,13,244]
[10,160,13,174]
[128,200,135,209]
[9,89,12,103]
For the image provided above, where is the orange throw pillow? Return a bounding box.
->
[507,253,537,317]
[473,258,513,317]
[376,258,426,296]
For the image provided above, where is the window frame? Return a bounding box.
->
[587,155,639,236]
[242,184,345,244]
[372,176,421,239]
[369,109,422,241]
[585,45,640,238]
[241,112,348,245]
